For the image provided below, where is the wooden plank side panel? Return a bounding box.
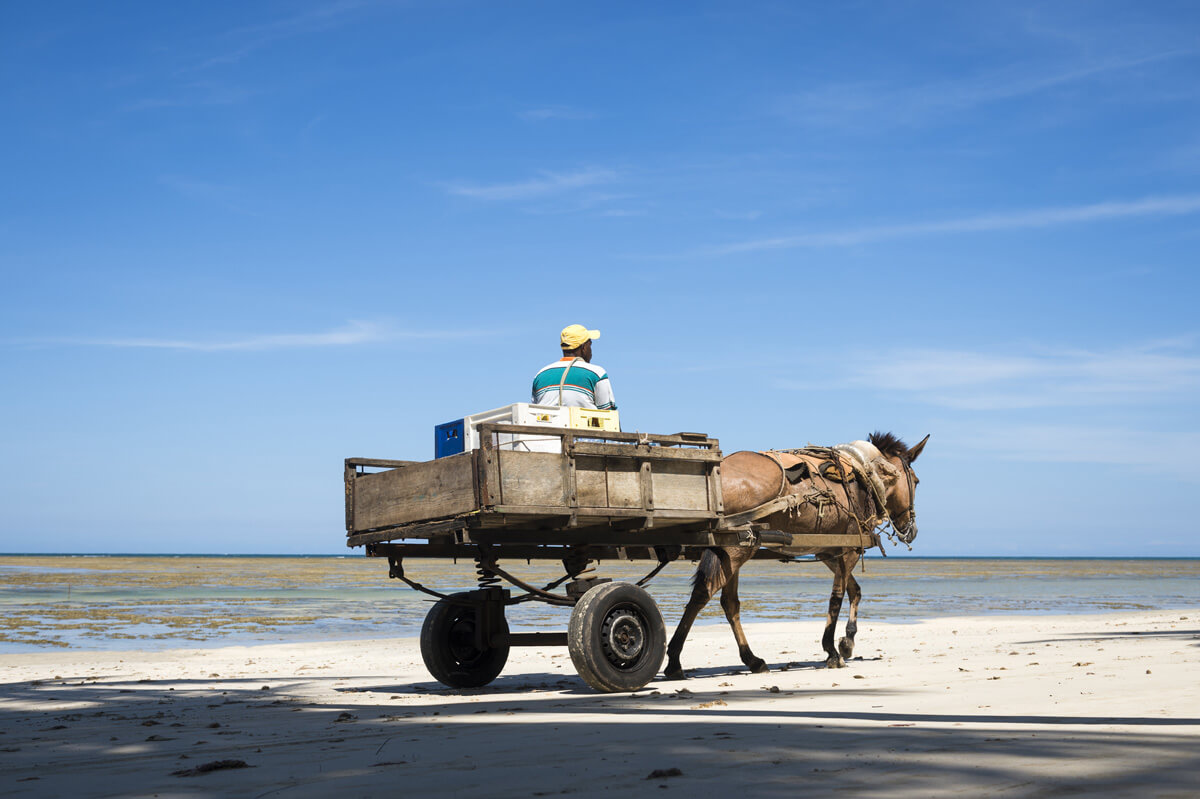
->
[496,451,567,508]
[351,453,477,530]
[605,459,642,508]
[575,455,609,508]
[651,459,712,511]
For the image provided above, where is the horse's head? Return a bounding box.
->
[867,432,929,544]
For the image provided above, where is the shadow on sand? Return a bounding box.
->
[2,666,1199,798]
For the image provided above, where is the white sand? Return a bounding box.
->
[2,610,1198,798]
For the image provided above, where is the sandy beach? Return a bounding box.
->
[2,609,1197,798]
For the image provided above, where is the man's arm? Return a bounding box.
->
[594,372,616,410]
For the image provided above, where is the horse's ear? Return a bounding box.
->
[908,434,930,463]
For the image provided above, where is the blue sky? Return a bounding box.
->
[2,1,1198,556]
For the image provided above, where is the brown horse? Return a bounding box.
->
[664,431,928,679]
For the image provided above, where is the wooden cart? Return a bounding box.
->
[346,424,878,692]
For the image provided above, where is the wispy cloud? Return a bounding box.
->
[714,209,763,222]
[939,424,1200,478]
[773,340,1200,472]
[443,167,619,202]
[200,0,376,68]
[122,81,255,111]
[518,106,596,122]
[698,195,1200,256]
[158,174,259,217]
[775,49,1195,129]
[34,321,476,352]
[816,340,1200,411]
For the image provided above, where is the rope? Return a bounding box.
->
[765,447,888,555]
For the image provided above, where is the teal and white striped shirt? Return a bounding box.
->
[532,358,617,409]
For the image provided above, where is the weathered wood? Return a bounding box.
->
[461,527,746,547]
[639,460,654,516]
[346,457,421,468]
[602,458,642,508]
[650,459,711,511]
[477,423,717,448]
[491,504,714,520]
[568,441,724,461]
[562,434,578,527]
[496,451,565,507]
[351,452,477,531]
[710,463,724,514]
[574,454,609,508]
[347,516,471,547]
[344,461,355,533]
[366,536,874,561]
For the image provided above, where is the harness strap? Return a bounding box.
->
[557,357,582,406]
[834,444,892,526]
[760,451,789,500]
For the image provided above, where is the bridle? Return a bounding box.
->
[891,458,918,545]
[830,442,918,548]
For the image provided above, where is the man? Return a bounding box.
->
[532,324,617,410]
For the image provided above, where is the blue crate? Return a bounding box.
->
[434,419,465,459]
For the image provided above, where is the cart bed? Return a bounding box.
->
[346,426,725,547]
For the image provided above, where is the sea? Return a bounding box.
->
[1,555,1197,653]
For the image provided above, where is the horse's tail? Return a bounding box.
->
[690,548,727,596]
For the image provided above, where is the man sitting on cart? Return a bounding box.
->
[532,324,617,410]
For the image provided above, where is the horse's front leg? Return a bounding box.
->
[719,572,769,673]
[820,551,852,668]
[837,551,862,661]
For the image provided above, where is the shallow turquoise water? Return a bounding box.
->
[1,555,1197,652]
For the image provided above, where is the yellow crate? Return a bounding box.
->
[568,408,620,432]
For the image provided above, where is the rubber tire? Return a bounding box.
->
[568,582,666,693]
[420,594,509,689]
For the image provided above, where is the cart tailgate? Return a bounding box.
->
[351,452,476,531]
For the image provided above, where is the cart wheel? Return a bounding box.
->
[568,582,665,693]
[420,594,509,689]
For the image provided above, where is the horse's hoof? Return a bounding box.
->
[663,668,687,681]
[837,637,855,659]
[825,656,846,669]
[748,658,770,674]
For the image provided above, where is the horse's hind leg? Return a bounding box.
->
[820,552,852,668]
[665,547,750,680]
[837,551,862,661]
[665,548,726,680]
[720,573,769,673]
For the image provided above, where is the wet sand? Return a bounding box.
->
[2,609,1198,797]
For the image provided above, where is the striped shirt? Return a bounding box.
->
[532,358,617,409]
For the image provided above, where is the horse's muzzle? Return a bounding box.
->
[897,518,917,544]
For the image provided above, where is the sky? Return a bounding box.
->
[1,1,1198,556]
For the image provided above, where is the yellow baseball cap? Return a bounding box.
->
[560,324,601,348]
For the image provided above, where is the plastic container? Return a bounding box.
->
[569,408,620,432]
[435,403,570,458]
[434,419,466,458]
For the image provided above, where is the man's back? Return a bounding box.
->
[532,358,616,409]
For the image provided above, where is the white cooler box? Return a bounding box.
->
[435,403,570,457]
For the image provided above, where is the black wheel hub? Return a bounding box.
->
[447,614,484,666]
[601,605,646,667]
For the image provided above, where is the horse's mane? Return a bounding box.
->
[868,431,910,462]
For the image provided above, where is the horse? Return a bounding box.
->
[663,431,928,679]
